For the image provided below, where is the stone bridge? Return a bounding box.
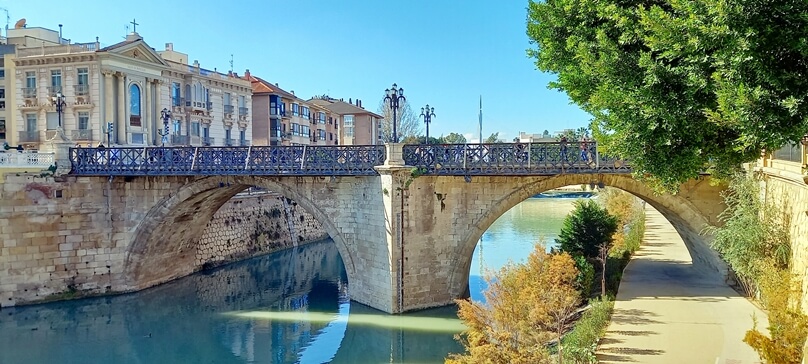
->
[0,143,730,313]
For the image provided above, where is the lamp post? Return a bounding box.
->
[159,108,171,146]
[420,104,435,144]
[384,83,405,143]
[51,91,68,140]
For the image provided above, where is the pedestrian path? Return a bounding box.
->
[597,206,766,364]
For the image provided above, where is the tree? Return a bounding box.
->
[485,132,502,143]
[555,199,618,259]
[378,98,422,143]
[448,246,580,364]
[526,0,808,191]
[442,133,467,144]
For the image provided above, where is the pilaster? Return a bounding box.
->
[116,73,126,144]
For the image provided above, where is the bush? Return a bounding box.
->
[573,255,595,299]
[562,297,614,363]
[556,199,618,258]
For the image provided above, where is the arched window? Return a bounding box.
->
[129,84,141,126]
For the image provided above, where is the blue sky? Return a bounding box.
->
[2,0,592,142]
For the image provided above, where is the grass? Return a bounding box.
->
[561,297,615,363]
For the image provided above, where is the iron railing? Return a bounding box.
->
[74,84,90,95]
[239,107,249,116]
[69,145,387,176]
[402,142,630,175]
[224,105,234,114]
[22,88,36,99]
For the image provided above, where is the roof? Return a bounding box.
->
[244,74,298,99]
[309,98,383,118]
[98,39,139,52]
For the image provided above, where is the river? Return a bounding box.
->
[0,197,581,364]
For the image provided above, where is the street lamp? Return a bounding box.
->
[159,108,171,146]
[51,91,68,140]
[384,83,405,143]
[420,104,435,144]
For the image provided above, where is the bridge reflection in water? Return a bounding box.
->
[0,240,463,364]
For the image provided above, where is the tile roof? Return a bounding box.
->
[309,98,382,118]
[244,74,298,99]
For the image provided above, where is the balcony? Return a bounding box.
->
[22,87,36,99]
[18,131,40,143]
[172,97,183,107]
[0,151,55,168]
[171,135,190,145]
[224,138,237,146]
[206,101,213,110]
[47,86,63,97]
[16,42,98,58]
[239,107,249,116]
[71,129,93,141]
[239,139,250,147]
[224,105,234,114]
[202,137,215,146]
[74,84,90,96]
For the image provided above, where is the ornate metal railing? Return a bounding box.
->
[402,142,631,175]
[69,145,387,176]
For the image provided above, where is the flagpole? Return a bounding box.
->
[478,95,483,145]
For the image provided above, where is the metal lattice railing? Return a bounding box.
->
[402,143,631,175]
[70,145,387,176]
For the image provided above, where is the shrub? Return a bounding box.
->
[573,255,595,299]
[556,199,618,258]
[561,297,614,364]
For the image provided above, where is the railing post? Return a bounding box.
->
[300,145,307,169]
[244,146,252,171]
[384,143,405,166]
[463,144,468,170]
[595,142,600,169]
[527,142,532,169]
[191,147,199,171]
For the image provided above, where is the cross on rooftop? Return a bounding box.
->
[130,19,139,33]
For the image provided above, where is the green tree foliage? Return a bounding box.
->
[442,133,468,144]
[401,135,443,144]
[527,0,808,190]
[707,173,791,295]
[448,246,580,364]
[556,200,618,258]
[573,255,595,299]
[599,188,646,257]
[485,132,502,143]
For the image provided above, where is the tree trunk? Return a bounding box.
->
[601,258,606,297]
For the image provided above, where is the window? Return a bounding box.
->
[318,129,326,140]
[50,70,62,94]
[224,92,232,106]
[191,121,200,136]
[302,125,310,137]
[26,113,37,132]
[0,118,5,140]
[193,81,205,103]
[0,69,4,79]
[292,103,299,116]
[239,130,246,142]
[78,112,89,130]
[238,95,245,108]
[344,115,354,138]
[173,120,182,135]
[319,112,326,123]
[301,106,309,119]
[77,68,88,85]
[131,133,144,144]
[130,84,141,126]
[172,82,181,106]
[25,71,36,96]
[225,128,232,144]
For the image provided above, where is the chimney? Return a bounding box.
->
[244,69,250,79]
[165,43,173,51]
[349,98,352,105]
[193,60,200,68]
[291,90,295,95]
[275,83,279,86]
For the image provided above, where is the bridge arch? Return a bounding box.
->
[444,174,728,299]
[124,176,357,291]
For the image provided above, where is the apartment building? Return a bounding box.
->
[309,97,383,145]
[0,44,12,145]
[245,72,339,146]
[159,43,252,147]
[4,22,251,150]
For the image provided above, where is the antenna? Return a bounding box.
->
[122,24,129,39]
[229,54,234,73]
[0,8,9,38]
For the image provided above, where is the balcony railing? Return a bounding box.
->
[172,97,183,107]
[239,139,250,147]
[71,129,93,141]
[203,137,215,146]
[206,102,213,110]
[0,151,55,168]
[224,105,234,114]
[171,135,190,145]
[224,138,237,146]
[22,87,36,99]
[239,107,249,115]
[47,86,63,97]
[18,131,40,143]
[74,84,90,96]
[16,43,98,58]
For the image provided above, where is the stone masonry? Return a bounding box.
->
[194,191,328,270]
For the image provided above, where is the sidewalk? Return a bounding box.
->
[596,206,766,363]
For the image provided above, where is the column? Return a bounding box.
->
[155,80,163,145]
[144,77,151,145]
[117,73,126,144]
[103,71,114,145]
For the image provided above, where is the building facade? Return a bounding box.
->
[309,97,382,145]
[4,23,251,150]
[246,72,339,147]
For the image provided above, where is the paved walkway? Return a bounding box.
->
[597,206,767,364]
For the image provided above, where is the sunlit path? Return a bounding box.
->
[597,206,766,364]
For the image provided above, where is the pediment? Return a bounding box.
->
[102,39,169,68]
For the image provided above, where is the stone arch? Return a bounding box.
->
[124,175,356,291]
[447,173,728,298]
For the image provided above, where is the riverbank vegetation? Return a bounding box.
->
[448,190,646,363]
[708,173,807,363]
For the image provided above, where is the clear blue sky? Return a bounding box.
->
[2,0,592,142]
